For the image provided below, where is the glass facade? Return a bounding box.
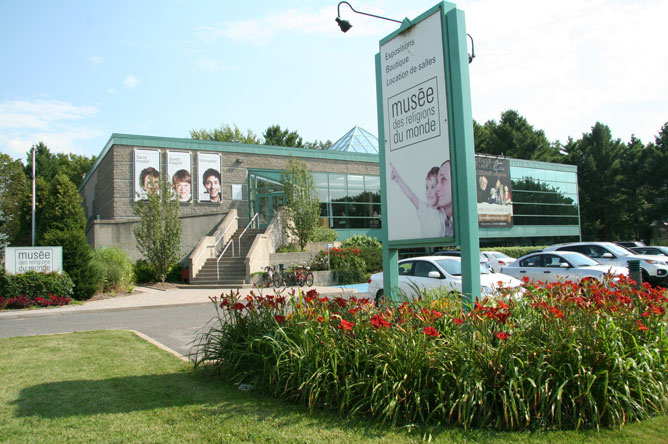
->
[248,170,381,230]
[510,165,580,226]
[249,157,580,244]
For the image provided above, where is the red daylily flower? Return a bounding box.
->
[423,326,439,337]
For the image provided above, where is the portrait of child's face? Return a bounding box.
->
[425,175,438,207]
[173,180,191,201]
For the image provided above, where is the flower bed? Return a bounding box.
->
[192,277,668,431]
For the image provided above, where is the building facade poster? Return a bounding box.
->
[167,151,192,203]
[379,10,453,242]
[134,149,160,201]
[197,153,222,203]
[476,156,513,227]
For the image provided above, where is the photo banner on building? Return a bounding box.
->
[198,153,222,203]
[379,9,453,242]
[167,151,192,203]
[476,156,513,227]
[134,149,160,201]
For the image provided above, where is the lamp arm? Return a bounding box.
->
[337,1,402,24]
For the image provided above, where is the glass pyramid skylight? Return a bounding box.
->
[328,126,379,154]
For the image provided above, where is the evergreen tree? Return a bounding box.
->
[280,158,320,251]
[0,153,30,246]
[264,125,303,147]
[133,178,182,283]
[474,110,561,162]
[563,123,625,240]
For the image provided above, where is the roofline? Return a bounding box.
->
[79,133,380,190]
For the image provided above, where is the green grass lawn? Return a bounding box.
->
[1,330,667,444]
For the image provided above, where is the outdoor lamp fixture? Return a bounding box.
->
[335,1,401,33]
[335,1,476,64]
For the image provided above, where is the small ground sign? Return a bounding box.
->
[4,246,63,274]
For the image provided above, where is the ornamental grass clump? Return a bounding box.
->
[192,275,668,431]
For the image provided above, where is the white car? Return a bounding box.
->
[480,251,516,273]
[366,256,523,305]
[501,251,628,284]
[543,242,668,285]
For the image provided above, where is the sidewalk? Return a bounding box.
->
[0,285,363,320]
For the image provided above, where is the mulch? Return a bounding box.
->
[87,282,179,302]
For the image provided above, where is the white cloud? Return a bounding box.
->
[463,0,668,143]
[124,75,139,88]
[196,59,237,72]
[0,99,102,159]
[0,100,99,130]
[194,6,374,46]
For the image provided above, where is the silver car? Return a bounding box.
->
[501,251,628,284]
[367,256,523,305]
[543,242,668,285]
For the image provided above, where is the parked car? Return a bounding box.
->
[630,246,668,257]
[367,256,523,305]
[432,250,494,272]
[615,241,646,248]
[543,242,668,285]
[500,251,628,284]
[480,251,516,273]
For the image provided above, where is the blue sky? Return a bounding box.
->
[1,0,666,161]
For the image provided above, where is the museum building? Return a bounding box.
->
[79,128,580,283]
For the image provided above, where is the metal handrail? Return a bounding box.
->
[192,216,239,266]
[238,212,260,253]
[216,240,235,281]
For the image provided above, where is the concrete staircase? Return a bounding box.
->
[190,228,264,286]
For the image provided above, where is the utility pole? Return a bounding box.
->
[32,146,36,246]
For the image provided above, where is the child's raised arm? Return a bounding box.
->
[390,163,419,210]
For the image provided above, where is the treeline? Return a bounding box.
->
[474,110,668,242]
[0,143,98,298]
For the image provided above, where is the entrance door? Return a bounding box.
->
[255,192,284,228]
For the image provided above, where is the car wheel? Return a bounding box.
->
[641,270,650,285]
[374,289,385,307]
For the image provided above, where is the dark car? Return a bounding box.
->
[631,246,668,257]
[616,241,646,248]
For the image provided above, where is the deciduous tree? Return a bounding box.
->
[133,178,182,283]
[280,158,320,251]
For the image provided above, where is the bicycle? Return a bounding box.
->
[294,264,314,287]
[261,265,282,288]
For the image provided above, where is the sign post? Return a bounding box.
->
[376,2,479,305]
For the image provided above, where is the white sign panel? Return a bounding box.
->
[198,153,222,203]
[380,11,453,242]
[232,184,242,201]
[167,151,192,203]
[5,247,63,274]
[134,149,161,201]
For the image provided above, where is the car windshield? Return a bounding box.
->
[561,252,599,267]
[606,244,635,256]
[435,259,491,276]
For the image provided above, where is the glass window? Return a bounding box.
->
[415,261,440,278]
[398,261,414,276]
[348,175,364,190]
[329,174,346,189]
[519,255,543,267]
[313,172,328,187]
[365,175,380,191]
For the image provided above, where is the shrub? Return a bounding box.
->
[308,251,330,271]
[5,295,31,309]
[3,271,74,300]
[311,226,338,242]
[483,246,548,258]
[91,247,135,293]
[134,259,157,284]
[341,234,381,250]
[276,244,300,253]
[330,247,366,284]
[40,229,100,300]
[193,276,668,431]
